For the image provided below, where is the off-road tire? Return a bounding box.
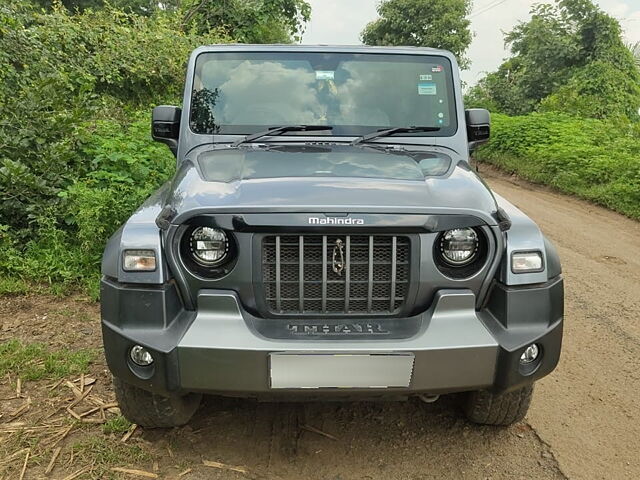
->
[113,377,202,428]
[464,384,534,426]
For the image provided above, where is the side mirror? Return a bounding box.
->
[465,108,490,152]
[152,105,181,156]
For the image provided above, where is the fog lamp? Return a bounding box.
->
[520,344,540,365]
[130,345,154,366]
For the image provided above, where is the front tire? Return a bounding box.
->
[464,384,534,426]
[113,377,202,428]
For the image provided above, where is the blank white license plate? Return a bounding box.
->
[269,353,414,389]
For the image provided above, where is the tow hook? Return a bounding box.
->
[418,394,440,404]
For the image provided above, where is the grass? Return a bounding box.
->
[475,112,640,220]
[102,416,133,435]
[0,340,96,381]
[0,277,32,296]
[71,437,151,479]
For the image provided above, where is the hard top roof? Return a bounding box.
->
[192,44,454,58]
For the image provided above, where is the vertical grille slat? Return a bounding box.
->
[275,236,281,313]
[263,234,410,316]
[322,235,327,313]
[345,236,350,312]
[390,236,397,312]
[298,235,304,313]
[367,236,374,313]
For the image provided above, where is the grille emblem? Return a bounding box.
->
[332,239,345,276]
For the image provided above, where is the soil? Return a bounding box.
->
[0,165,638,479]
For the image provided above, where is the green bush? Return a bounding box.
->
[0,2,223,230]
[0,2,216,296]
[476,113,640,219]
[0,115,175,297]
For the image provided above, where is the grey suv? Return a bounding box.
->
[101,45,563,428]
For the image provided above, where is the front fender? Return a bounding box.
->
[101,183,171,284]
[494,193,562,285]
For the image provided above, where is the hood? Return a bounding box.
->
[164,145,499,224]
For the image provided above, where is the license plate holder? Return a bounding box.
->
[269,353,414,389]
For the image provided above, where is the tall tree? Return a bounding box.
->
[31,0,180,15]
[360,0,472,68]
[181,0,311,43]
[630,42,640,69]
[466,0,640,119]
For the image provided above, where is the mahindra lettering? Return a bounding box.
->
[101,46,563,427]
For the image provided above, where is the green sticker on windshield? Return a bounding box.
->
[418,83,437,95]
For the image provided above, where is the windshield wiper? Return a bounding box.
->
[232,125,333,147]
[350,126,441,145]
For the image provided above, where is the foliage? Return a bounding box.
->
[0,2,212,296]
[0,340,95,380]
[30,0,180,15]
[475,113,640,219]
[466,0,640,120]
[361,0,472,68]
[0,2,222,230]
[628,41,640,69]
[0,115,175,297]
[0,0,311,297]
[182,0,311,43]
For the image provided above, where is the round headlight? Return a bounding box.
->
[190,227,229,266]
[439,228,479,265]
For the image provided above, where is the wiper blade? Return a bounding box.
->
[350,126,441,145]
[232,125,333,147]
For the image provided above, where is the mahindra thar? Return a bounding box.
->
[101,45,563,427]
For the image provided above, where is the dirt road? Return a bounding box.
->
[1,167,639,479]
[484,167,640,480]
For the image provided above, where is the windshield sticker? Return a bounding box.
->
[431,65,443,73]
[419,74,433,81]
[418,83,437,95]
[315,70,335,80]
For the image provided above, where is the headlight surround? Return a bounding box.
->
[189,226,229,266]
[439,228,479,266]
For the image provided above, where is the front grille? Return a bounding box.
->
[262,235,410,315]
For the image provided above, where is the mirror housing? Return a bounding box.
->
[465,108,490,152]
[152,105,181,156]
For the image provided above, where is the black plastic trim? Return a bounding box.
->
[479,276,564,393]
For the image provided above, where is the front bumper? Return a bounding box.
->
[101,277,563,398]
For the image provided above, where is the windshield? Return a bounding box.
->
[190,51,458,137]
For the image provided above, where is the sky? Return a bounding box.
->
[301,0,640,85]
